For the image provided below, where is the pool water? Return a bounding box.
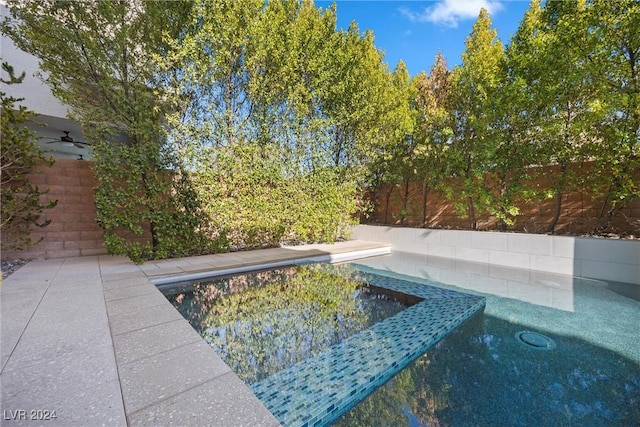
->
[335,252,640,426]
[161,265,421,383]
[160,263,485,426]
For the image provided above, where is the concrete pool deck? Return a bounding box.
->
[0,240,390,426]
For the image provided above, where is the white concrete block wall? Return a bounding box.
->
[353,225,640,285]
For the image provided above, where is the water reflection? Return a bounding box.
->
[161,264,413,383]
[352,252,580,311]
[336,252,640,426]
[335,313,640,426]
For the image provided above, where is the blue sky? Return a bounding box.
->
[315,0,532,75]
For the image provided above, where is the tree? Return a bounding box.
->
[532,0,596,233]
[3,0,214,262]
[580,0,640,232]
[412,53,453,227]
[322,22,401,177]
[483,0,547,230]
[362,60,415,225]
[447,8,505,230]
[389,60,417,225]
[173,0,400,243]
[0,61,57,251]
[507,0,638,234]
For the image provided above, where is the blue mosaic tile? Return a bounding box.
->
[250,268,485,427]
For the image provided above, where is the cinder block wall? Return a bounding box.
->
[1,158,106,260]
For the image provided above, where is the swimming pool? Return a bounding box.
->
[160,263,485,426]
[335,251,640,426]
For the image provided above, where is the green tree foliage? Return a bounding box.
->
[3,0,214,262]
[447,8,506,230]
[327,24,407,176]
[375,1,638,235]
[579,0,640,231]
[364,59,415,225]
[0,62,57,250]
[475,0,639,234]
[482,0,547,230]
[389,61,418,225]
[8,0,635,249]
[170,0,400,247]
[501,0,639,233]
[412,53,453,226]
[5,0,398,259]
[528,0,597,233]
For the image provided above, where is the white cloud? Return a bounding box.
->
[400,0,504,28]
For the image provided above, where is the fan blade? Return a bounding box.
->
[38,133,88,147]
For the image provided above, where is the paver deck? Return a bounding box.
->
[0,241,389,426]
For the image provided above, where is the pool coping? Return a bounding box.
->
[0,240,390,426]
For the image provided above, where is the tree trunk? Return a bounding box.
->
[467,196,477,230]
[400,177,410,225]
[384,186,393,224]
[546,162,568,234]
[369,186,380,222]
[421,178,429,227]
[600,205,621,233]
[141,171,160,256]
[497,177,508,231]
[333,128,343,167]
[149,218,159,256]
[595,184,614,233]
[546,190,563,234]
[497,215,508,231]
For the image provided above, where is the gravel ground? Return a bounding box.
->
[1,258,30,280]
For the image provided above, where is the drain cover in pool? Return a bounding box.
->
[515,331,556,350]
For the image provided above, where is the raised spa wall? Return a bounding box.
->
[352,225,640,285]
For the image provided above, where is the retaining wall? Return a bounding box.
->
[352,224,640,285]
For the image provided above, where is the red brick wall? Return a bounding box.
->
[367,164,640,235]
[1,158,107,260]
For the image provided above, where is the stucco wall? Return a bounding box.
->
[0,12,69,119]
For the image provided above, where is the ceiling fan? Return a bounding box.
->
[43,131,89,149]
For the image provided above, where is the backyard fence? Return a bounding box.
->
[366,163,640,236]
[3,159,638,262]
